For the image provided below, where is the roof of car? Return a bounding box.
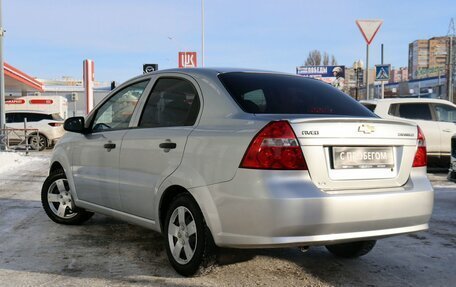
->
[6,110,53,114]
[128,67,295,82]
[360,98,453,105]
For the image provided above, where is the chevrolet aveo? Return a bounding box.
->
[41,68,434,276]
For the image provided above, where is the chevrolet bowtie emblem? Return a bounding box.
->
[358,124,375,134]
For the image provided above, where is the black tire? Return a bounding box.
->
[29,134,47,151]
[164,193,216,276]
[326,240,376,258]
[41,170,94,225]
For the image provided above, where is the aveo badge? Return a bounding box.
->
[358,124,375,134]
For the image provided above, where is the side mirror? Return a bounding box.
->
[64,117,86,133]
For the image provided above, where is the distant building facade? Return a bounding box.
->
[408,36,454,80]
[390,67,408,83]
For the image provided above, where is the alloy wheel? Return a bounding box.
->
[47,178,77,219]
[167,206,198,265]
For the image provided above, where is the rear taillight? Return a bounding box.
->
[240,121,307,170]
[48,123,63,127]
[412,126,427,167]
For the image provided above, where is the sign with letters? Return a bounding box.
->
[178,52,197,68]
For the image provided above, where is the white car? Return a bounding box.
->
[361,98,456,165]
[5,111,65,150]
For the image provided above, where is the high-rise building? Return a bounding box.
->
[408,36,454,79]
[390,67,408,83]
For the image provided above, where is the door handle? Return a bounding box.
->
[443,129,452,132]
[159,142,177,149]
[104,143,116,150]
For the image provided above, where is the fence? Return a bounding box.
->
[0,126,40,154]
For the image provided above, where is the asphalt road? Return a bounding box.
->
[0,152,455,287]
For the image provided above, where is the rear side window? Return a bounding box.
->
[26,113,53,122]
[391,103,432,121]
[218,73,375,117]
[139,78,200,128]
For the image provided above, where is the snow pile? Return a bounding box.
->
[0,152,46,175]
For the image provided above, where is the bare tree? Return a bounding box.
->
[305,50,322,66]
[323,52,329,65]
[305,50,338,66]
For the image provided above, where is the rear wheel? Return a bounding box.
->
[326,240,376,258]
[41,170,93,225]
[164,193,215,276]
[29,134,47,151]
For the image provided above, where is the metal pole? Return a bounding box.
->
[449,35,453,103]
[381,44,385,99]
[366,44,370,100]
[355,68,359,101]
[0,0,5,151]
[201,0,205,67]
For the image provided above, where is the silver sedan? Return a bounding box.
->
[41,68,433,276]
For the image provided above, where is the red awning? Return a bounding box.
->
[4,62,44,93]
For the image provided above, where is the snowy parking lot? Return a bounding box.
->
[0,151,455,286]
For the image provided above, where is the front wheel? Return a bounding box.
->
[164,193,215,276]
[326,240,377,258]
[41,170,94,225]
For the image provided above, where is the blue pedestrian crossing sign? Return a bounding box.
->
[375,64,391,81]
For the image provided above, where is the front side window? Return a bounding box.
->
[139,78,200,128]
[218,72,375,117]
[434,104,456,123]
[92,80,149,132]
[5,113,15,123]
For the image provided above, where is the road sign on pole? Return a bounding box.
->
[375,64,391,81]
[356,19,383,100]
[356,20,383,45]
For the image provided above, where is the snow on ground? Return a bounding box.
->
[0,152,48,175]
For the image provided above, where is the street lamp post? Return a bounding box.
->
[0,0,5,150]
[201,0,205,67]
[353,60,364,101]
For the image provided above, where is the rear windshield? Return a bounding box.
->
[51,113,63,121]
[219,73,375,117]
[361,103,377,112]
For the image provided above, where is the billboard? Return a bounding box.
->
[296,65,345,90]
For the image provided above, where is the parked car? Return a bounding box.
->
[5,111,65,151]
[361,98,456,166]
[42,68,433,276]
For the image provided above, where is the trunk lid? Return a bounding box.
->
[286,117,418,191]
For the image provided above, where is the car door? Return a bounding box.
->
[118,75,201,220]
[433,103,456,155]
[391,102,441,155]
[71,80,150,210]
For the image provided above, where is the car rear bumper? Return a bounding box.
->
[189,167,434,248]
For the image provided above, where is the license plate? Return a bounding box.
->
[332,147,394,169]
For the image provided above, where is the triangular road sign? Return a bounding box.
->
[356,20,383,45]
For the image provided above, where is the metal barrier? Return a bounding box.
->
[0,126,40,154]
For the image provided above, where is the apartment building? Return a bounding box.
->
[408,36,453,79]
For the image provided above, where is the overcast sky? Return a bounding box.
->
[3,0,455,82]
